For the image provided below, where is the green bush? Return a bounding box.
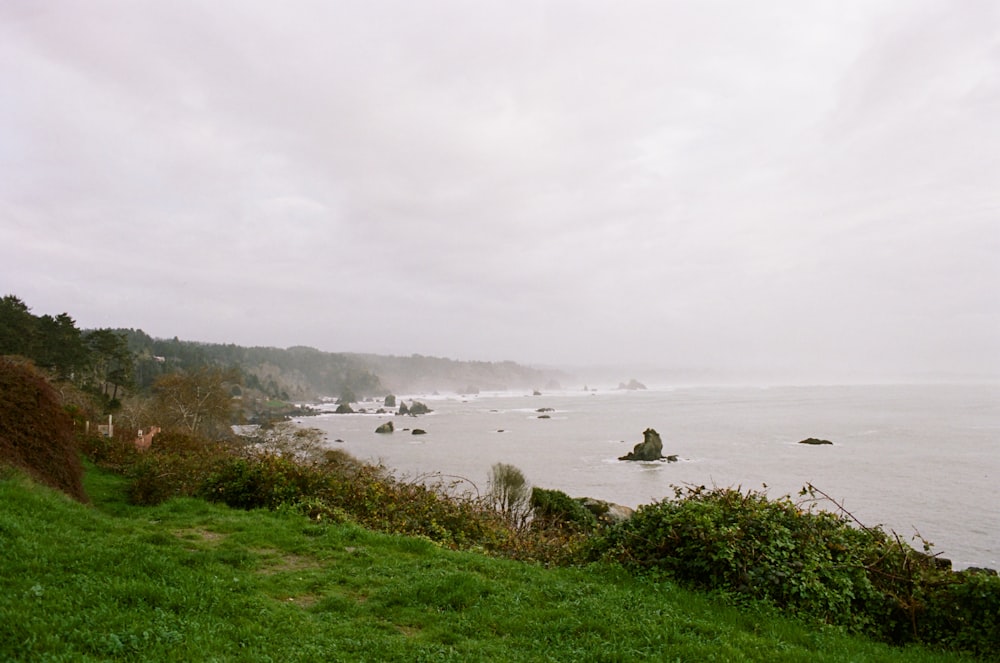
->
[595,485,883,631]
[530,486,598,532]
[592,484,1000,657]
[116,431,230,506]
[919,570,1000,658]
[201,454,324,510]
[198,451,514,551]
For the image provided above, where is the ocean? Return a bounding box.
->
[301,383,1000,570]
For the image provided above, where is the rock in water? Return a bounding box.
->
[407,401,433,415]
[619,428,666,461]
[374,421,394,434]
[617,379,647,390]
[798,437,833,445]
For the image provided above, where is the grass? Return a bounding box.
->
[0,465,978,662]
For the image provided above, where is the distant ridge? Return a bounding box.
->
[117,330,564,401]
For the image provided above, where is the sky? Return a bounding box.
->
[1,1,998,382]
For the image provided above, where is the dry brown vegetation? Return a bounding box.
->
[0,357,87,502]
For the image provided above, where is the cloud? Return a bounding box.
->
[1,0,998,379]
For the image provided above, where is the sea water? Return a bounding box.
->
[302,383,1000,570]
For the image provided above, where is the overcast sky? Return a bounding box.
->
[2,1,998,382]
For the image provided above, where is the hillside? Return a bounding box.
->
[2,295,565,405]
[120,328,564,400]
[0,467,972,662]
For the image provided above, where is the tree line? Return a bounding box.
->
[0,295,133,408]
[1,294,563,435]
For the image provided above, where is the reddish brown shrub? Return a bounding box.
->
[0,357,87,501]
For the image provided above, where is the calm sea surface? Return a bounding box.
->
[302,384,1000,570]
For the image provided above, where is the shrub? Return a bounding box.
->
[592,484,1000,656]
[115,430,232,506]
[595,485,886,632]
[201,454,324,510]
[125,454,189,506]
[0,357,87,501]
[530,486,598,532]
[487,462,531,529]
[919,570,1000,657]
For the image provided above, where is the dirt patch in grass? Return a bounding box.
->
[395,624,422,638]
[252,548,323,575]
[277,593,321,608]
[172,527,227,546]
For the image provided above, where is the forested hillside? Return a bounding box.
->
[118,333,561,399]
[1,295,563,408]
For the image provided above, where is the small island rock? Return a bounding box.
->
[798,437,833,445]
[619,428,666,461]
[407,401,433,415]
[374,421,394,434]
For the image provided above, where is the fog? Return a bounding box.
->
[2,1,998,382]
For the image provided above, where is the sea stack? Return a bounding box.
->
[619,428,666,461]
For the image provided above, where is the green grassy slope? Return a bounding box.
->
[0,467,972,662]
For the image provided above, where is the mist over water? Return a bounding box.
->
[305,383,999,570]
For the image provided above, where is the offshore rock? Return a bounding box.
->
[798,437,833,445]
[374,421,394,434]
[335,403,354,414]
[619,428,665,461]
[398,401,433,416]
[407,401,433,415]
[617,379,647,390]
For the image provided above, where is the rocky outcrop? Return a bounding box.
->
[407,401,432,415]
[619,428,670,461]
[397,400,434,416]
[799,437,833,445]
[384,394,396,407]
[617,379,647,390]
[412,428,427,435]
[374,421,394,434]
[335,403,355,414]
[578,497,635,525]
